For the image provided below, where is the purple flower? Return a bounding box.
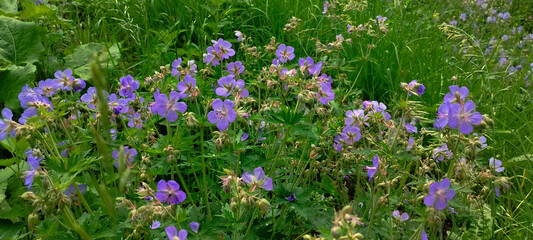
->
[235,31,243,41]
[37,79,60,97]
[110,129,117,141]
[460,13,467,21]
[499,12,510,20]
[151,92,187,122]
[377,15,387,23]
[317,73,333,85]
[489,157,504,172]
[204,39,235,67]
[286,193,296,202]
[165,226,187,240]
[434,102,451,129]
[345,109,367,128]
[333,135,343,153]
[189,222,199,233]
[172,58,182,78]
[495,187,501,198]
[81,87,98,109]
[177,75,196,98]
[0,108,17,140]
[298,57,314,75]
[215,75,237,97]
[448,100,483,134]
[392,210,409,221]
[404,119,417,133]
[406,137,415,151]
[499,57,508,66]
[207,99,236,131]
[340,126,361,144]
[308,61,323,76]
[322,1,328,14]
[432,143,452,162]
[119,75,140,98]
[275,44,295,63]
[127,112,144,129]
[156,180,186,204]
[421,227,428,240]
[424,178,455,210]
[450,19,457,26]
[241,133,249,141]
[108,94,130,116]
[64,184,87,200]
[444,85,469,104]
[241,167,273,191]
[501,35,508,41]
[226,61,245,76]
[112,146,137,168]
[150,220,161,230]
[364,155,379,181]
[24,149,43,190]
[316,83,335,105]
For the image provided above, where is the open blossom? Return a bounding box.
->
[340,125,361,144]
[24,149,43,190]
[275,44,295,63]
[64,184,87,200]
[55,69,85,92]
[392,210,409,222]
[108,94,130,116]
[345,109,368,128]
[37,79,60,97]
[172,58,182,78]
[119,75,140,98]
[365,154,379,181]
[189,222,199,233]
[215,75,237,97]
[151,91,187,122]
[204,38,235,67]
[444,85,469,104]
[207,99,236,131]
[165,226,187,240]
[424,178,455,210]
[235,31,244,41]
[177,75,196,97]
[316,83,335,105]
[434,102,451,129]
[150,220,161,230]
[0,108,17,140]
[81,87,99,109]
[298,57,314,75]
[489,157,504,172]
[112,146,137,168]
[432,143,452,162]
[157,180,186,204]
[226,61,245,76]
[126,112,144,129]
[308,61,323,76]
[241,167,273,191]
[448,100,483,134]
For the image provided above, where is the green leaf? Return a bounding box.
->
[63,42,121,80]
[0,64,36,109]
[0,16,45,66]
[0,0,18,14]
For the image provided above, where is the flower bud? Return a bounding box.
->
[331,226,342,238]
[21,191,36,201]
[28,213,39,229]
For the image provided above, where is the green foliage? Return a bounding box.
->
[63,43,121,81]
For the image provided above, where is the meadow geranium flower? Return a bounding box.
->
[298,57,314,75]
[64,184,87,200]
[403,119,417,133]
[81,87,98,109]
[444,85,469,103]
[108,93,130,116]
[344,109,368,128]
[0,108,17,140]
[150,220,161,230]
[460,13,466,21]
[421,227,428,240]
[434,102,452,129]
[204,38,235,66]
[432,143,452,162]
[450,19,457,26]
[235,31,243,41]
[241,133,249,141]
[364,154,379,181]
[275,44,295,63]
[317,73,333,84]
[377,15,387,23]
[308,61,323,76]
[207,99,236,131]
[119,75,140,98]
[113,146,137,168]
[126,112,143,129]
[392,210,409,221]
[286,194,296,202]
[340,125,361,144]
[37,79,60,97]
[489,157,504,172]
[172,58,182,78]
[242,167,273,191]
[156,180,186,204]
[165,226,187,240]
[316,83,335,105]
[487,16,496,23]
[424,178,455,210]
[24,149,43,190]
[406,137,415,150]
[322,1,328,14]
[177,75,196,97]
[448,100,483,134]
[152,91,187,122]
[226,61,245,76]
[215,75,237,97]
[189,222,199,233]
[333,135,343,153]
[498,12,510,20]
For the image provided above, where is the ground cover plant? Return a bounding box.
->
[1,0,532,239]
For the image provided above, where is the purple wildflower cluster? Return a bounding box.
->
[204,39,235,67]
[434,85,483,134]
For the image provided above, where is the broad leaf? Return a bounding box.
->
[63,42,121,80]
[0,16,45,66]
[0,64,36,109]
